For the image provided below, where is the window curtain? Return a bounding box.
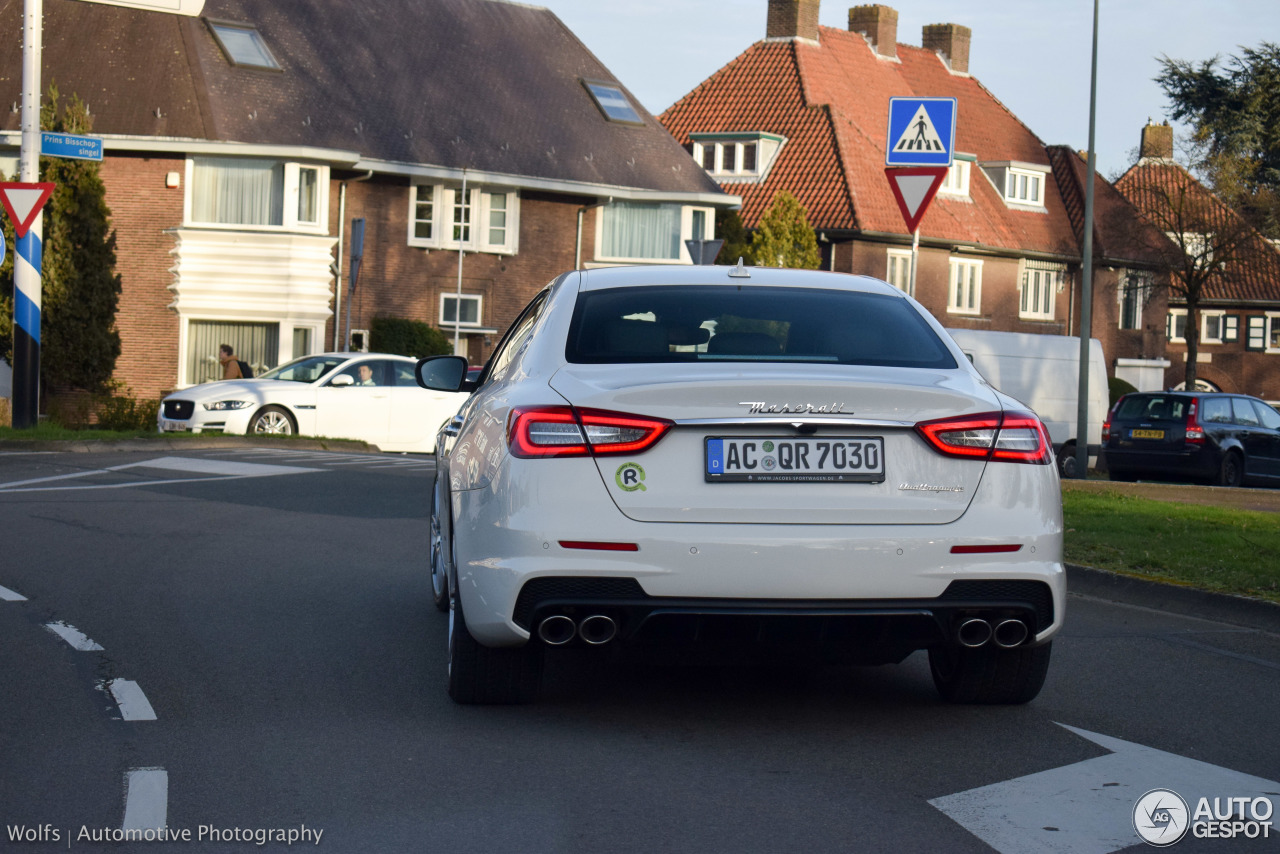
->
[602,202,681,260]
[188,321,280,384]
[192,158,284,226]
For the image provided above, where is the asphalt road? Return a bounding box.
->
[0,448,1277,852]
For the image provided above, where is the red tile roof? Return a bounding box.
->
[1116,160,1280,303]
[661,25,1078,256]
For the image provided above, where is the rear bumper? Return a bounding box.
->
[1105,445,1217,478]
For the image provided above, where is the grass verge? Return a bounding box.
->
[1063,488,1280,604]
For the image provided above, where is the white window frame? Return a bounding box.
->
[885,248,913,294]
[407,184,519,255]
[1019,262,1063,321]
[1201,310,1226,345]
[939,158,971,197]
[1118,271,1153,331]
[1004,167,1045,206]
[593,203,714,265]
[1268,312,1280,354]
[439,293,483,329]
[184,158,329,233]
[947,258,983,315]
[1166,309,1187,343]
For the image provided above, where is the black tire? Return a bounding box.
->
[1218,451,1244,488]
[248,405,296,436]
[929,641,1052,704]
[447,595,542,705]
[429,488,449,613]
[1056,443,1080,479]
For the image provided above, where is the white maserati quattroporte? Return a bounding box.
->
[418,264,1064,705]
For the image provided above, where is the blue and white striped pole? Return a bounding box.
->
[12,0,42,429]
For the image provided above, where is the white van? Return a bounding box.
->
[946,328,1108,477]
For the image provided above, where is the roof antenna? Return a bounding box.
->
[728,257,751,278]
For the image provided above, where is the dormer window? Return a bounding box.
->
[209,22,281,70]
[938,155,973,197]
[690,133,786,183]
[981,161,1050,210]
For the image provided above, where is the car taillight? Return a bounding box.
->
[507,406,673,458]
[1103,398,1122,443]
[915,410,1052,465]
[1185,399,1204,445]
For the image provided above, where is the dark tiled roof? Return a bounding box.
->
[1116,160,1280,303]
[662,25,1079,256]
[1047,145,1170,266]
[0,0,719,195]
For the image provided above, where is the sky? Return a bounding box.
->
[535,0,1279,181]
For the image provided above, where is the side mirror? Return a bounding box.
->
[416,355,470,392]
[330,374,354,387]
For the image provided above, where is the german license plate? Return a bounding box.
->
[1130,429,1164,439]
[160,421,187,432]
[705,437,885,483]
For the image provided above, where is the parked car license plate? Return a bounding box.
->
[160,421,187,432]
[1130,429,1164,439]
[705,437,885,483]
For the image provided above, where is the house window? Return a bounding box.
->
[187,320,279,386]
[599,201,682,261]
[1119,271,1153,330]
[1166,309,1187,343]
[1201,311,1227,345]
[939,159,971,196]
[1004,168,1044,205]
[742,143,758,172]
[209,22,281,70]
[690,133,786,182]
[441,294,482,328]
[1019,261,1064,321]
[189,157,327,231]
[407,184,519,254]
[948,259,982,315]
[885,249,912,294]
[582,80,643,125]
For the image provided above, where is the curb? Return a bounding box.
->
[1067,563,1280,636]
[0,436,377,454]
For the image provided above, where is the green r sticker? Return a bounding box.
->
[615,462,647,492]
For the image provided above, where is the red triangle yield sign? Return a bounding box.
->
[884,167,948,233]
[0,182,56,238]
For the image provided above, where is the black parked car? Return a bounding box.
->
[1104,391,1280,487]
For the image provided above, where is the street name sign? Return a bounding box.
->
[0,182,56,238]
[886,97,957,167]
[41,132,103,162]
[884,167,948,233]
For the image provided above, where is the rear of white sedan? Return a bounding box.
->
[423,265,1064,705]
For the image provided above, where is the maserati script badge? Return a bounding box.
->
[739,401,851,415]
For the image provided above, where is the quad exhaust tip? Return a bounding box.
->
[956,618,992,648]
[578,614,618,645]
[537,615,576,645]
[993,619,1029,648]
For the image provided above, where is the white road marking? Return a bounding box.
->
[930,724,1280,854]
[0,456,323,492]
[43,621,104,651]
[0,584,27,601]
[106,679,158,721]
[121,768,168,832]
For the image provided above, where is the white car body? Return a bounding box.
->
[429,266,1065,704]
[158,352,467,453]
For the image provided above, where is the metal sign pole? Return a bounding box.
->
[11,0,43,429]
[1075,0,1100,478]
[909,228,920,297]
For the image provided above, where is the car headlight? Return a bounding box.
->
[203,400,254,411]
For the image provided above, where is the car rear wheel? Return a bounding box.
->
[248,405,296,436]
[447,595,542,705]
[1218,451,1244,488]
[928,640,1052,704]
[429,489,449,613]
[1056,442,1080,479]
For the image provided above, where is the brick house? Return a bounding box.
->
[659,0,1171,389]
[1,0,733,402]
[1115,122,1280,402]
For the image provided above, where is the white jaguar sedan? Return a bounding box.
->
[419,265,1064,705]
[158,352,467,453]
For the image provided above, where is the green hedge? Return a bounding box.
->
[1108,375,1138,406]
[369,317,452,358]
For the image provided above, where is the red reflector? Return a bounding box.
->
[558,541,640,552]
[950,544,1024,554]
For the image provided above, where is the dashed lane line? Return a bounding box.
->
[43,621,105,651]
[121,768,168,832]
[106,679,158,722]
[0,584,27,601]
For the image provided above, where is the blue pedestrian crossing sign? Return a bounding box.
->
[885,98,956,167]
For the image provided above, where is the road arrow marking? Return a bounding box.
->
[930,723,1280,853]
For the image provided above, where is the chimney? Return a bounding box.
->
[766,0,821,42]
[1140,120,1174,161]
[922,23,971,74]
[848,5,897,59]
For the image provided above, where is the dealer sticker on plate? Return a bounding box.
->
[705,437,885,483]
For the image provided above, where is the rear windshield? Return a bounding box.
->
[1115,395,1190,422]
[566,285,957,369]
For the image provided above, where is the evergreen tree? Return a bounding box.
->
[0,84,121,393]
[714,208,752,266]
[747,191,821,269]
